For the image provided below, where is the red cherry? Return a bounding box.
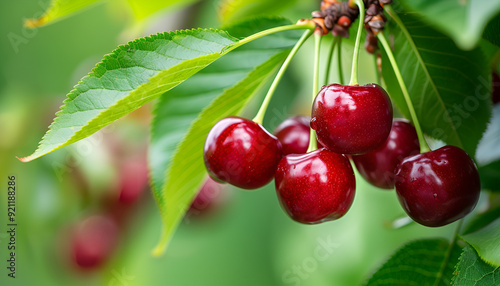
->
[187,177,228,219]
[311,83,393,155]
[493,72,500,104]
[394,145,481,227]
[273,116,311,155]
[204,117,283,189]
[275,148,356,224]
[71,215,119,269]
[118,159,149,205]
[352,119,420,189]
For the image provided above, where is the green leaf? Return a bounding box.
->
[149,18,302,255]
[20,29,238,162]
[461,217,500,267]
[476,104,500,192]
[149,17,297,195]
[452,245,500,285]
[478,161,500,192]
[24,0,103,28]
[365,239,462,286]
[398,0,500,50]
[463,206,500,235]
[125,0,200,21]
[218,0,297,24]
[483,13,500,47]
[477,104,500,165]
[381,9,492,158]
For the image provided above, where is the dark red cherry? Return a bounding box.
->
[117,158,149,205]
[273,116,311,155]
[493,72,500,104]
[275,148,356,224]
[71,215,119,269]
[311,83,393,155]
[394,145,481,227]
[204,117,282,189]
[352,119,420,189]
[187,177,228,219]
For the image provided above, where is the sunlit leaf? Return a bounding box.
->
[365,239,462,286]
[461,217,500,267]
[24,0,103,28]
[125,0,200,21]
[398,0,500,50]
[20,29,238,162]
[218,0,297,24]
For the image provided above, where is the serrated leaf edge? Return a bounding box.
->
[19,28,237,163]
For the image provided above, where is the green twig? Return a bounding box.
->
[252,30,313,124]
[306,32,322,153]
[433,219,463,286]
[223,23,315,55]
[324,36,340,85]
[377,31,431,153]
[373,53,381,85]
[348,0,365,86]
[338,38,344,85]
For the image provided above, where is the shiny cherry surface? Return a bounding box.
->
[273,116,311,155]
[352,119,420,189]
[275,148,356,224]
[395,145,481,227]
[204,117,282,189]
[311,83,393,155]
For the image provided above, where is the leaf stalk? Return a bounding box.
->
[377,31,431,153]
[306,31,323,153]
[252,29,313,124]
[348,0,365,86]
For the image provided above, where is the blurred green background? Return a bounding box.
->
[0,1,460,285]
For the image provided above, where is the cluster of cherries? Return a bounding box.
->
[69,155,225,271]
[204,83,481,227]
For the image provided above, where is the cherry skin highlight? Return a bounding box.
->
[204,117,282,189]
[394,145,481,227]
[352,119,420,189]
[273,116,312,155]
[275,148,356,224]
[311,83,393,155]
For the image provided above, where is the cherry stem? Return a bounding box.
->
[306,31,323,153]
[223,23,315,55]
[348,0,365,86]
[337,38,345,85]
[435,219,463,285]
[252,30,313,125]
[324,36,340,85]
[373,53,381,86]
[377,31,431,153]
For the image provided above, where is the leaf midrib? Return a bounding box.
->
[391,10,462,148]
